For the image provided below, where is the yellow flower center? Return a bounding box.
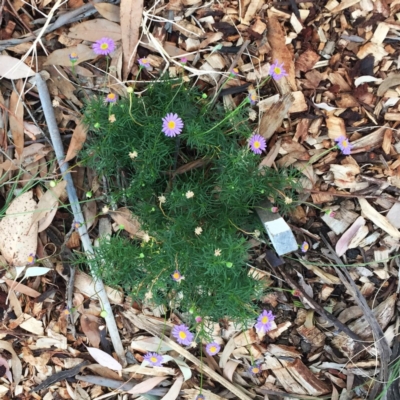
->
[168,121,176,129]
[150,357,157,363]
[210,346,216,353]
[253,141,260,149]
[173,272,180,279]
[70,52,77,58]
[100,43,109,50]
[179,331,187,339]
[251,94,256,101]
[303,243,309,250]
[27,256,34,263]
[274,67,281,75]
[233,68,238,74]
[342,140,348,147]
[261,316,269,324]
[142,58,149,63]
[108,94,116,100]
[252,367,260,373]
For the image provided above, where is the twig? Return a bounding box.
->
[122,311,253,400]
[35,73,127,367]
[279,269,364,342]
[320,235,390,399]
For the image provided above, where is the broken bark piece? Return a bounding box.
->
[259,94,294,140]
[256,200,298,256]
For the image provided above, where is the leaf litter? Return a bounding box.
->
[0,0,399,398]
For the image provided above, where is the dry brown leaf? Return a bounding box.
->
[0,340,22,386]
[65,123,87,164]
[0,191,37,266]
[0,55,35,79]
[83,200,97,231]
[80,314,101,348]
[44,44,96,67]
[267,14,296,91]
[161,374,184,400]
[3,278,41,297]
[94,3,120,22]
[29,181,67,233]
[127,376,167,395]
[120,0,143,79]
[109,207,146,238]
[68,20,121,42]
[222,360,240,382]
[9,80,24,158]
[359,198,400,238]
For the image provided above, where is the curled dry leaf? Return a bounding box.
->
[29,181,67,233]
[359,198,400,239]
[162,355,192,381]
[120,0,143,79]
[44,44,96,67]
[94,3,120,22]
[86,347,122,371]
[109,207,147,238]
[160,374,183,400]
[80,314,101,348]
[65,122,87,162]
[0,191,37,266]
[9,80,24,158]
[0,341,22,386]
[67,19,122,42]
[0,55,35,79]
[0,356,12,382]
[127,376,167,395]
[335,216,366,257]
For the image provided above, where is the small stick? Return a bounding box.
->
[35,73,127,366]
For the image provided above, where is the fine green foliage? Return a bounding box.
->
[81,78,298,325]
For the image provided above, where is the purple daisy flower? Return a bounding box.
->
[301,241,309,253]
[248,364,261,375]
[254,310,275,335]
[138,58,151,69]
[196,395,205,400]
[27,253,36,265]
[172,324,194,346]
[269,61,288,80]
[162,113,184,137]
[92,38,115,56]
[334,135,352,155]
[249,134,266,155]
[180,57,188,64]
[171,270,184,282]
[69,52,78,63]
[105,93,117,103]
[206,342,221,356]
[195,316,202,323]
[143,352,164,367]
[230,67,239,76]
[271,206,278,213]
[248,93,258,105]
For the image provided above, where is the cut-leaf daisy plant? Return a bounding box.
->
[206,342,221,356]
[334,135,353,155]
[92,37,115,56]
[162,113,184,137]
[144,352,164,367]
[255,310,275,335]
[249,133,267,155]
[269,61,288,80]
[81,78,299,330]
[172,324,194,346]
